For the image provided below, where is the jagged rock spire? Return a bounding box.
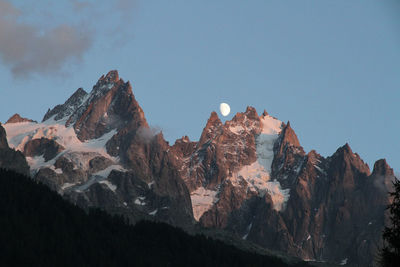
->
[42,88,88,122]
[99,70,120,83]
[199,112,223,145]
[278,121,300,148]
[372,159,394,177]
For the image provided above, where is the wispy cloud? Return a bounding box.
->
[136,126,161,143]
[0,0,92,78]
[0,0,137,79]
[71,0,91,11]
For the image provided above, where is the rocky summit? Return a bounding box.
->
[3,70,193,228]
[1,70,396,266]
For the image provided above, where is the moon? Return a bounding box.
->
[219,103,231,117]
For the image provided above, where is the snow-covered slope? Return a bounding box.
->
[5,118,114,155]
[227,113,290,211]
[2,70,194,228]
[1,70,394,266]
[174,107,291,223]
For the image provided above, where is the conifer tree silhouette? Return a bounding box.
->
[380,178,400,266]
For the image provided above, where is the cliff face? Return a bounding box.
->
[3,70,193,228]
[173,107,394,266]
[0,123,29,175]
[1,70,395,266]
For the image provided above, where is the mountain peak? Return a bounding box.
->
[330,142,371,176]
[279,121,300,147]
[208,111,221,124]
[198,112,223,145]
[70,73,147,140]
[42,87,88,122]
[100,70,120,83]
[333,143,358,161]
[336,143,353,155]
[372,159,394,177]
[230,106,260,125]
[6,114,35,124]
[244,106,259,120]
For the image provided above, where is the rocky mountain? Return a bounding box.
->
[3,70,193,227]
[1,70,396,266]
[6,113,36,124]
[0,123,29,175]
[172,107,395,266]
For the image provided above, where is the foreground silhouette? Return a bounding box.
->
[0,168,311,267]
[380,178,400,267]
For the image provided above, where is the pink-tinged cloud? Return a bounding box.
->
[0,0,92,78]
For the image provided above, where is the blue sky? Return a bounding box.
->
[0,0,399,172]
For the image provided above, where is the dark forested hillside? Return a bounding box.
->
[0,168,310,267]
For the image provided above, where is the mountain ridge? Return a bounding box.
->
[1,70,395,266]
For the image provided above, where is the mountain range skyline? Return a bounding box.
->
[0,1,398,266]
[0,70,395,265]
[2,72,398,175]
[0,1,399,173]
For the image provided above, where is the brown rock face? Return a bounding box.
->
[42,70,148,143]
[23,70,194,228]
[0,124,29,175]
[271,122,305,188]
[6,114,36,124]
[200,179,257,228]
[23,138,65,162]
[372,158,394,177]
[71,75,147,141]
[176,106,393,266]
[1,70,394,266]
[42,88,88,122]
[198,111,223,145]
[0,124,8,150]
[173,107,262,193]
[170,136,197,159]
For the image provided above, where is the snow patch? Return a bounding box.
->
[99,180,117,192]
[134,197,146,206]
[242,222,253,240]
[3,120,118,163]
[49,165,63,174]
[61,182,76,190]
[314,165,326,174]
[228,115,289,211]
[54,168,63,174]
[74,176,98,192]
[147,181,155,189]
[148,209,158,216]
[229,125,245,135]
[26,155,58,175]
[190,187,219,221]
[81,129,118,157]
[339,258,348,265]
[260,114,282,135]
[4,120,122,177]
[92,165,126,178]
[26,155,46,171]
[73,165,124,193]
[256,134,277,174]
